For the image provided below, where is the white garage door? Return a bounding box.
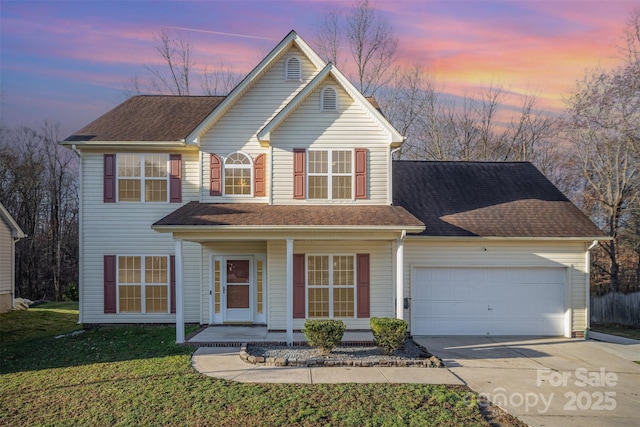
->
[411,267,566,336]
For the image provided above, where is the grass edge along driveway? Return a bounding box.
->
[2,302,517,426]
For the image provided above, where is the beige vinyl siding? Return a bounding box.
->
[80,151,201,324]
[271,76,391,205]
[0,220,13,313]
[267,240,394,330]
[200,241,267,324]
[200,46,317,203]
[403,239,589,334]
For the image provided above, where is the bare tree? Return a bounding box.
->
[314,0,398,96]
[144,29,194,95]
[125,28,241,97]
[0,124,78,301]
[564,65,640,292]
[200,62,242,96]
[347,0,398,96]
[315,8,342,67]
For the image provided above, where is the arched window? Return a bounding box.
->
[224,152,252,195]
[285,56,302,81]
[321,87,338,111]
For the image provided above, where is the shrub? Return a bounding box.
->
[303,319,346,356]
[370,317,408,354]
[63,283,79,302]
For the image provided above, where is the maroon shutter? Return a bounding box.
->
[169,154,182,203]
[254,153,266,197]
[293,254,306,318]
[170,255,176,314]
[104,154,116,203]
[293,149,306,199]
[104,255,116,313]
[210,154,222,196]
[355,148,367,199]
[356,254,370,318]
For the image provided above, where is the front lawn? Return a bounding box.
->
[1,303,511,426]
[591,323,640,341]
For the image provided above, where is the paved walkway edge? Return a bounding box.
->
[191,347,463,385]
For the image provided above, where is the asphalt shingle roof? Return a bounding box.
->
[153,202,424,229]
[64,95,225,142]
[392,160,606,238]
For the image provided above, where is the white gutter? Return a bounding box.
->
[152,224,425,233]
[405,235,610,242]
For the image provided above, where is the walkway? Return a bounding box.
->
[191,346,463,384]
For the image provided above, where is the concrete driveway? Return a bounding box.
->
[413,336,640,427]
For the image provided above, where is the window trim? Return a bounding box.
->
[285,55,302,81]
[223,151,254,197]
[305,253,357,319]
[307,149,354,200]
[320,86,338,111]
[116,153,170,203]
[116,255,171,314]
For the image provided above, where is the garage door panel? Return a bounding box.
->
[412,267,565,336]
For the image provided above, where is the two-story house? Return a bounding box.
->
[63,31,606,344]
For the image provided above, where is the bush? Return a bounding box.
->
[303,319,346,355]
[370,317,408,354]
[63,283,79,302]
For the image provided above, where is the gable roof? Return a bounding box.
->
[153,202,424,232]
[64,95,224,143]
[392,161,607,239]
[0,202,26,238]
[185,30,326,144]
[257,63,404,146]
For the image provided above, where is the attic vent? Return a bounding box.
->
[285,56,302,81]
[321,87,338,111]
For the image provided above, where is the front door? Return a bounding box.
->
[224,258,252,322]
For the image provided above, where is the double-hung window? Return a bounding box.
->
[308,149,352,200]
[117,154,168,202]
[307,255,355,318]
[118,255,169,313]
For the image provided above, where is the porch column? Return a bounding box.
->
[175,239,185,344]
[396,231,406,320]
[286,239,294,346]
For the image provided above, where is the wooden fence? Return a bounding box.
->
[590,292,640,326]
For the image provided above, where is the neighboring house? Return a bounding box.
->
[62,30,606,343]
[0,202,26,313]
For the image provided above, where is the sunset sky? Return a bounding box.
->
[1,0,637,139]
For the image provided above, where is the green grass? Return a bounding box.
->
[1,303,497,426]
[591,323,640,341]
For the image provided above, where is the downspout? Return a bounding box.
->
[396,229,406,320]
[269,146,274,205]
[389,147,401,205]
[585,240,598,338]
[72,145,84,324]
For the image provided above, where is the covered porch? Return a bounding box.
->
[152,202,424,346]
[187,325,375,346]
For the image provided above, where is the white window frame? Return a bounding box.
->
[305,254,357,319]
[116,255,171,314]
[307,149,354,200]
[223,151,253,197]
[320,86,338,111]
[285,56,302,81]
[116,153,169,203]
